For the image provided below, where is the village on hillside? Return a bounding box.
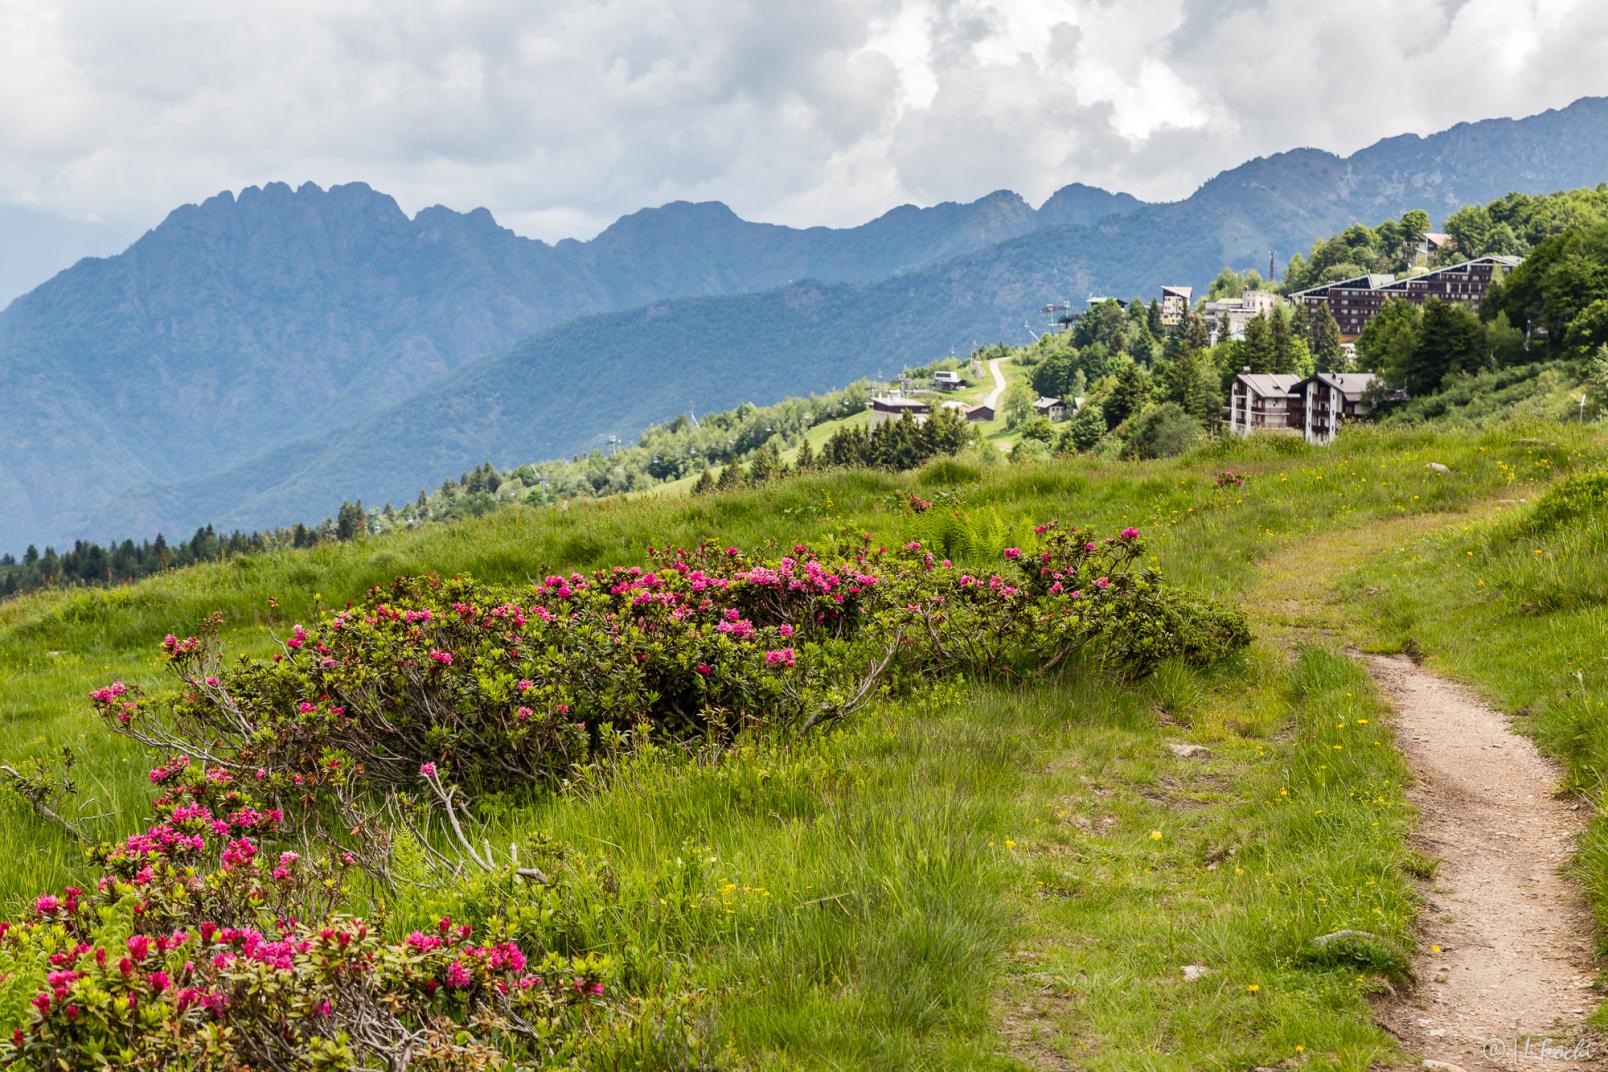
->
[870,235,1524,448]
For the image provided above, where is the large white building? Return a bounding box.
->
[1200,289,1282,342]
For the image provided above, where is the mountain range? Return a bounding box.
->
[5,96,1608,552]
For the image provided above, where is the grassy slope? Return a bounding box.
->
[2,420,1605,1068]
[648,357,1027,496]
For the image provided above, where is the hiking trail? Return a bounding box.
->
[1250,505,1601,1070]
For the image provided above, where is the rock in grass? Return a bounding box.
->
[1426,462,1451,473]
[1181,964,1211,981]
[1167,743,1210,758]
[1311,928,1386,947]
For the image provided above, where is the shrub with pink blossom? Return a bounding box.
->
[4,520,1245,1067]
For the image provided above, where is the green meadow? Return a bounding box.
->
[1,419,1604,1068]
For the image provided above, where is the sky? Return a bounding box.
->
[2,0,1607,301]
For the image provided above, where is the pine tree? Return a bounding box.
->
[336,500,368,541]
[1405,299,1485,396]
[747,442,784,483]
[715,464,747,491]
[1104,363,1151,429]
[1186,314,1211,352]
[1309,304,1345,372]
[1268,309,1297,374]
[1239,313,1275,373]
[691,469,715,495]
[794,438,817,471]
[824,425,870,468]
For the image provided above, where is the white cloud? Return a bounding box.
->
[0,0,1603,254]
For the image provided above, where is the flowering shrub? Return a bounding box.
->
[92,528,1243,817]
[0,758,705,1070]
[3,909,638,1070]
[888,523,1249,676]
[83,529,1249,844]
[1215,470,1245,489]
[6,520,1245,1067]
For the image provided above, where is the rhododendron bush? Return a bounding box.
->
[0,523,1245,1068]
[0,760,701,1071]
[93,527,1243,810]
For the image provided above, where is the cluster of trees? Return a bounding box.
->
[1202,267,1273,300]
[692,407,975,493]
[381,382,877,527]
[999,298,1227,462]
[1355,300,1517,397]
[1281,209,1434,292]
[1441,186,1608,260]
[1481,223,1608,355]
[0,503,376,602]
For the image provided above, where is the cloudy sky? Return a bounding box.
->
[1,0,1606,298]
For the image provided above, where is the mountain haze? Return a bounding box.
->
[0,180,1136,549]
[8,97,1608,549]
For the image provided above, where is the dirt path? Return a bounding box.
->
[1367,654,1598,1069]
[1247,504,1601,1069]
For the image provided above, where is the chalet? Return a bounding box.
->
[1200,288,1282,342]
[870,396,930,425]
[942,400,994,422]
[1225,373,1303,436]
[1160,285,1193,327]
[931,370,965,391]
[1292,372,1390,445]
[1034,397,1067,422]
[1422,232,1456,259]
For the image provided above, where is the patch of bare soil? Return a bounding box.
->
[1366,653,1601,1070]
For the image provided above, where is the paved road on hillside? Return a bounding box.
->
[983,357,1008,410]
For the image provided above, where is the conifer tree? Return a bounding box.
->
[1104,363,1151,429]
[1240,313,1276,373]
[794,438,817,472]
[1268,309,1298,374]
[1309,304,1345,372]
[747,442,784,483]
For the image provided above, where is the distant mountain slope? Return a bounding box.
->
[170,97,1608,533]
[11,96,1608,549]
[0,180,1137,549]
